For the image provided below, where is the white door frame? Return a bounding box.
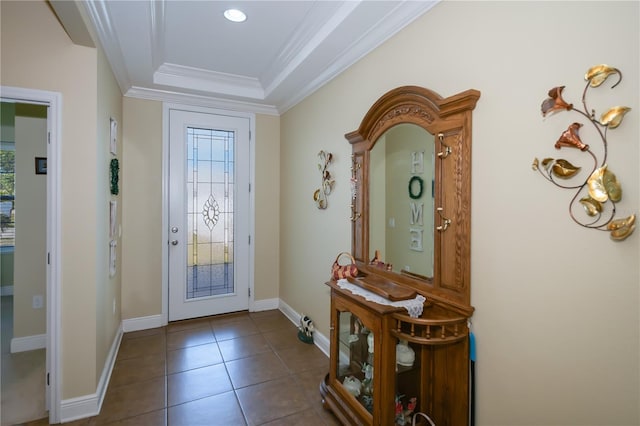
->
[0,85,62,424]
[161,103,255,325]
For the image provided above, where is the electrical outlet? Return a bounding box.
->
[33,295,44,309]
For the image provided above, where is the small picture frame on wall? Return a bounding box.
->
[110,118,118,155]
[109,200,117,238]
[35,157,47,175]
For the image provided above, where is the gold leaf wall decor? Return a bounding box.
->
[579,197,602,217]
[551,159,581,179]
[600,106,631,129]
[584,64,621,88]
[533,64,635,241]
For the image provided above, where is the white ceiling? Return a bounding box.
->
[57,1,438,115]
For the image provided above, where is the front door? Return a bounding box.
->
[168,108,251,321]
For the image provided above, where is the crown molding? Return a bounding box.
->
[276,1,440,113]
[150,0,166,71]
[261,1,359,97]
[125,86,280,116]
[81,0,131,95]
[154,63,266,100]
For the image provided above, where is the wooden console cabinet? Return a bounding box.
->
[320,280,470,425]
[320,86,480,425]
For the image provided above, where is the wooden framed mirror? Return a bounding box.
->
[346,86,480,314]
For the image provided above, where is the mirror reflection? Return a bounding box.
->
[369,123,435,278]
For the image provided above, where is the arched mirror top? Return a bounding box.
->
[346,86,480,313]
[345,86,480,150]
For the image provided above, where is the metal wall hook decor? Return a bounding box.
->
[350,154,361,221]
[436,133,451,159]
[532,64,635,241]
[436,207,451,232]
[313,150,334,209]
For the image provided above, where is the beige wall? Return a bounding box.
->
[253,114,280,301]
[95,45,123,386]
[280,1,639,424]
[13,115,47,338]
[0,1,119,399]
[121,97,163,319]
[2,0,638,422]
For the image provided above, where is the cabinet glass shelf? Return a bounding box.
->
[336,310,375,414]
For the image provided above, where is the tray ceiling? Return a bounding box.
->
[58,1,438,114]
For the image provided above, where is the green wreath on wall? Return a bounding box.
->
[110,158,119,195]
[408,175,424,200]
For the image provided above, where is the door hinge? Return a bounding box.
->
[47,373,50,386]
[48,132,51,144]
[249,130,252,141]
[249,183,251,193]
[248,288,251,297]
[47,252,50,265]
[248,235,251,245]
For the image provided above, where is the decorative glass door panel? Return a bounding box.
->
[336,310,375,415]
[186,127,235,299]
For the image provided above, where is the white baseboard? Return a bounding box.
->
[278,299,329,357]
[123,301,279,332]
[96,323,123,412]
[11,333,45,353]
[122,314,163,333]
[278,299,299,326]
[60,324,123,423]
[59,393,99,423]
[0,285,14,296]
[313,327,330,358]
[251,297,279,312]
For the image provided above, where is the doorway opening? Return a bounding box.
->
[0,86,62,425]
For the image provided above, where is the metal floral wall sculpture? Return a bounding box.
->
[532,64,635,241]
[313,150,334,209]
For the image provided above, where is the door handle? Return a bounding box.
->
[171,240,178,246]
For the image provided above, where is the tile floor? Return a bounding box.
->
[20,310,340,426]
[1,295,48,426]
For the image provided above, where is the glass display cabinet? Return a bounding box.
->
[322,284,392,424]
[321,280,469,425]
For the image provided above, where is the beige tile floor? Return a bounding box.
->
[15,310,340,426]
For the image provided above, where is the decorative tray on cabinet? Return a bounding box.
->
[346,275,417,301]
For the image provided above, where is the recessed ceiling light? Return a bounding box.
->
[224,8,247,23]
